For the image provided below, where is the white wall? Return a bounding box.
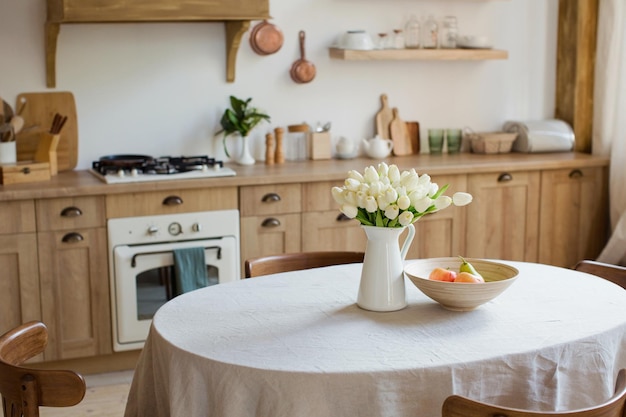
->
[0,0,558,169]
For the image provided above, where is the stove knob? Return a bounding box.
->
[116,169,125,177]
[192,223,202,232]
[168,222,183,236]
[147,225,159,235]
[130,168,139,177]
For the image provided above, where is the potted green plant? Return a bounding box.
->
[217,96,270,165]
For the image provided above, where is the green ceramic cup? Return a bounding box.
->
[428,129,444,154]
[446,129,462,154]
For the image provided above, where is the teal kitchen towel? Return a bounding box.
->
[173,247,208,296]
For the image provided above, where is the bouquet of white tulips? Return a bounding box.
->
[331,162,473,228]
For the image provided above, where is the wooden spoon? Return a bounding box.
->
[290,31,316,84]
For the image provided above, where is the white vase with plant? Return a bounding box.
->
[331,163,473,311]
[217,96,270,166]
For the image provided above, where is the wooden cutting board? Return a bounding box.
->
[375,94,393,139]
[389,108,412,156]
[15,91,78,171]
[406,121,420,154]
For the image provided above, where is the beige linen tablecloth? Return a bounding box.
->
[124,261,626,417]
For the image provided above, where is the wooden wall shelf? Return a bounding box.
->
[328,47,508,61]
[45,0,270,88]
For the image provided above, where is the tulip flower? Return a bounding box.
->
[331,164,472,228]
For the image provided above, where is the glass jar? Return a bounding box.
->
[422,15,438,49]
[440,16,458,49]
[286,124,309,161]
[404,15,420,49]
[392,29,405,49]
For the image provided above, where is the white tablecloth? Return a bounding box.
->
[124,261,626,417]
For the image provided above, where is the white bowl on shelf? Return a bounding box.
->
[338,30,374,50]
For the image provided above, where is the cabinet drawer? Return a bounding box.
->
[36,196,105,231]
[240,184,301,216]
[106,187,238,218]
[303,181,343,212]
[0,200,36,234]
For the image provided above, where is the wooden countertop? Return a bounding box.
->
[0,152,609,201]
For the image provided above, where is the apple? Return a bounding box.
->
[454,271,485,283]
[429,267,457,282]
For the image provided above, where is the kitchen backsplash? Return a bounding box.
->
[0,0,559,169]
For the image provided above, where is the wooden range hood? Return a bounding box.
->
[45,0,270,88]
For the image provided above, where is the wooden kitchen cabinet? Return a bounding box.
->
[0,201,41,351]
[538,166,609,267]
[36,196,112,360]
[301,175,467,258]
[466,171,541,262]
[239,184,302,273]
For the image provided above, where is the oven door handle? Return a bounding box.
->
[131,245,222,267]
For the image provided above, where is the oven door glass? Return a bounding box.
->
[112,236,239,350]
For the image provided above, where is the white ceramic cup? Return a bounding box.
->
[339,30,374,50]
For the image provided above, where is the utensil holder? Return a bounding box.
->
[34,132,60,175]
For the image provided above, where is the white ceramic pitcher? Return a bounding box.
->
[357,223,415,312]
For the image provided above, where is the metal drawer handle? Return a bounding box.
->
[163,196,183,206]
[498,173,513,182]
[261,218,281,228]
[336,213,352,222]
[261,193,281,203]
[60,206,83,217]
[569,169,583,178]
[22,167,31,174]
[61,232,84,243]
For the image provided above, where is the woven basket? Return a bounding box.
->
[465,130,518,154]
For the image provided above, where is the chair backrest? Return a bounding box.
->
[442,368,626,417]
[574,260,626,290]
[244,251,365,278]
[0,321,86,417]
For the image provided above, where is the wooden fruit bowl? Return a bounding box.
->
[404,257,519,311]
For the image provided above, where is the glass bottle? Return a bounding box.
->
[441,16,458,49]
[422,15,439,49]
[393,29,405,49]
[404,15,420,49]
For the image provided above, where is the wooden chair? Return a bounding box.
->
[244,251,365,278]
[442,368,626,417]
[574,260,626,290]
[0,321,86,417]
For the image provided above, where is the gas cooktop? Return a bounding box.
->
[90,155,236,184]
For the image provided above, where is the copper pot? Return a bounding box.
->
[290,31,316,84]
[249,20,284,56]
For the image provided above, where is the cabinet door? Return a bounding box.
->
[466,171,540,262]
[302,211,366,252]
[240,214,301,274]
[0,234,41,337]
[538,167,608,267]
[38,227,111,360]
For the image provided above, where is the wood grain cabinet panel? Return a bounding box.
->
[538,166,608,267]
[106,187,238,218]
[0,234,41,343]
[38,227,111,360]
[466,171,540,262]
[240,214,301,272]
[36,196,105,231]
[0,201,36,234]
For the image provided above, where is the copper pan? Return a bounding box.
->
[290,31,316,84]
[250,20,284,56]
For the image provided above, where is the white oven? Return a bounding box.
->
[108,209,240,351]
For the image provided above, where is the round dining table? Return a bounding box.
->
[124,260,626,417]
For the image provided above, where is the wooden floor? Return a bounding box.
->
[40,370,133,417]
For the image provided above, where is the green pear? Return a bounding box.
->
[458,256,483,279]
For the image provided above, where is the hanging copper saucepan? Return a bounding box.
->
[290,30,316,84]
[249,20,284,56]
